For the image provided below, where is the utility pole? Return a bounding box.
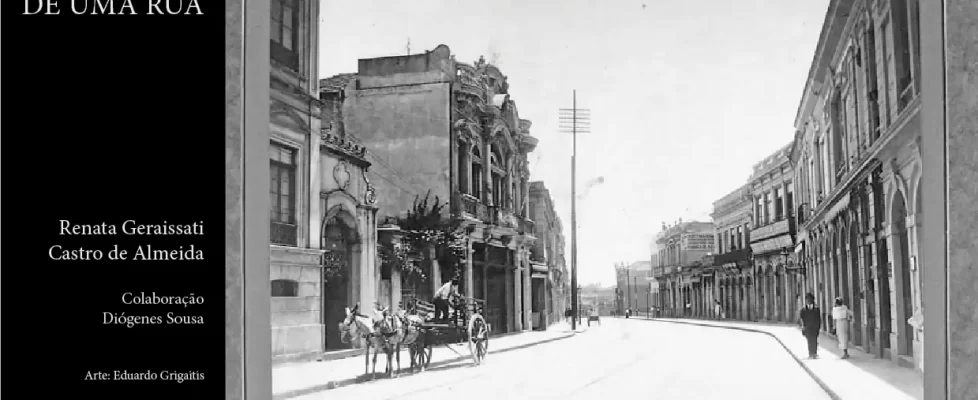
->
[560,91,590,331]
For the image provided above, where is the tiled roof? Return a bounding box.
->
[319,73,357,93]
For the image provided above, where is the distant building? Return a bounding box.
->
[580,285,617,316]
[615,261,653,314]
[748,143,801,324]
[710,183,754,321]
[529,181,568,330]
[654,221,716,317]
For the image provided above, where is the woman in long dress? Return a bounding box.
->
[832,297,854,359]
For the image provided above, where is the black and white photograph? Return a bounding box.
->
[5,0,975,399]
[222,1,976,399]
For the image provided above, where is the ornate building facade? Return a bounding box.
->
[710,184,754,321]
[327,45,539,334]
[654,221,716,317]
[529,181,568,329]
[791,0,924,371]
[748,144,802,324]
[267,0,379,362]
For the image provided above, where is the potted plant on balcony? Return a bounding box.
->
[384,191,469,283]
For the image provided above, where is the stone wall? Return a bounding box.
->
[343,81,452,221]
[269,247,323,361]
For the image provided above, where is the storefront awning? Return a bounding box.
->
[713,248,751,266]
[750,235,794,255]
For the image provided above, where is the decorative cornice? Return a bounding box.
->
[320,131,369,166]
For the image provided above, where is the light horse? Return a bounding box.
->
[375,305,428,377]
[338,303,390,379]
[338,303,426,379]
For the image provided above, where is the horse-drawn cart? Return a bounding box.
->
[404,295,490,369]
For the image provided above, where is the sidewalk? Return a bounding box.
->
[627,316,923,400]
[272,322,584,399]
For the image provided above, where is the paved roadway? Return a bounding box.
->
[291,318,831,400]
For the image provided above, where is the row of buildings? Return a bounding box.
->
[264,1,568,363]
[644,0,926,373]
[614,261,654,315]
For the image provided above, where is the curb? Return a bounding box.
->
[273,331,578,400]
[630,317,842,400]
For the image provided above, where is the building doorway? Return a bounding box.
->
[849,220,863,346]
[486,267,508,333]
[892,190,914,356]
[322,214,357,351]
[838,226,851,312]
[532,276,545,330]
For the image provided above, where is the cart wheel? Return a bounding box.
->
[413,331,433,371]
[413,342,432,371]
[467,314,489,365]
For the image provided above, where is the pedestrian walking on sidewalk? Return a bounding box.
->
[832,297,854,359]
[799,293,821,359]
[715,300,722,319]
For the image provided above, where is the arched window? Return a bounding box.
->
[471,146,483,200]
[511,179,517,211]
[457,140,469,194]
[490,148,505,207]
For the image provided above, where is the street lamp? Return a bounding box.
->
[647,284,651,318]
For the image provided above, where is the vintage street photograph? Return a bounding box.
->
[224,0,974,399]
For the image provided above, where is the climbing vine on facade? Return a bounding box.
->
[379,190,468,282]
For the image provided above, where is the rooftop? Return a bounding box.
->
[319,73,357,94]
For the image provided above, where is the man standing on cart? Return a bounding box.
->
[433,279,460,322]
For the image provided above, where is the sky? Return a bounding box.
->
[319,0,830,287]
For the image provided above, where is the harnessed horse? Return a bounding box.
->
[338,304,391,379]
[378,308,428,376]
[338,303,427,379]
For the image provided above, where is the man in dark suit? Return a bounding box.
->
[799,293,821,359]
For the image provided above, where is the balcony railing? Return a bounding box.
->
[491,206,520,228]
[459,193,490,223]
[457,63,478,84]
[270,221,297,247]
[750,218,790,242]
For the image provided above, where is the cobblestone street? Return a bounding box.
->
[289,318,829,400]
